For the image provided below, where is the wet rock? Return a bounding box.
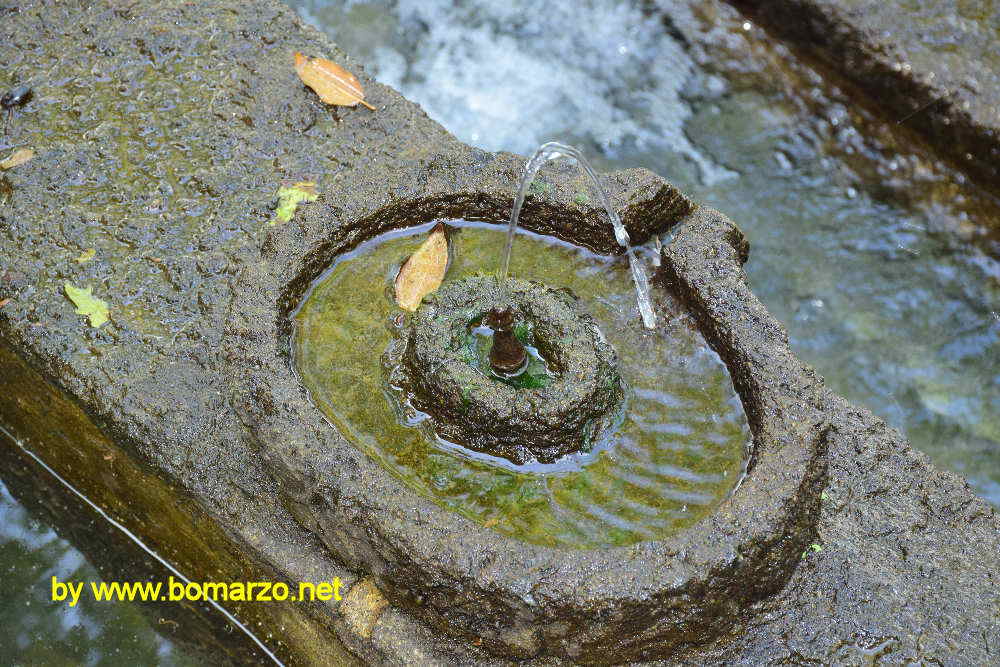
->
[730,0,1000,196]
[392,276,626,465]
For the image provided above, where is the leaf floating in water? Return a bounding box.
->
[75,248,96,263]
[0,148,33,170]
[64,282,110,328]
[294,52,376,111]
[395,223,449,311]
[270,181,318,226]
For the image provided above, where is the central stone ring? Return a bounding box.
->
[390,276,627,465]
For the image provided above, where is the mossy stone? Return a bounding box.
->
[394,276,626,465]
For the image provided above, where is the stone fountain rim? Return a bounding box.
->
[231,172,826,660]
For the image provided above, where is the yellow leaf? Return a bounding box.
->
[64,282,110,328]
[394,224,449,311]
[0,148,34,170]
[270,181,318,226]
[294,52,375,111]
[75,248,96,263]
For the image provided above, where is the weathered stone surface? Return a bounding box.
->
[729,0,1000,195]
[662,208,1000,664]
[0,0,997,665]
[242,186,825,661]
[392,276,625,465]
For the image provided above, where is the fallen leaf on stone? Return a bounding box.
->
[0,148,33,170]
[76,248,96,263]
[270,181,318,226]
[395,223,449,311]
[294,52,375,111]
[64,282,110,327]
[801,543,823,558]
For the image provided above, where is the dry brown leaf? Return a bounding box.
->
[395,223,449,311]
[294,52,375,111]
[0,148,33,170]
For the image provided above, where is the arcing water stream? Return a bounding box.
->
[502,142,657,329]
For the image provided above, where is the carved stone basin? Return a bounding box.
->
[234,165,827,661]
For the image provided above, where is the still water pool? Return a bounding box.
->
[0,483,191,665]
[294,223,750,549]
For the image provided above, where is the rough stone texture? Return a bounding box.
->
[0,0,997,665]
[238,143,824,661]
[394,276,625,465]
[729,0,1000,196]
[662,209,1000,664]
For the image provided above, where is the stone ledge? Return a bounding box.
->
[729,0,1000,196]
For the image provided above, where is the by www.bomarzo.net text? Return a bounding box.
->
[51,575,344,607]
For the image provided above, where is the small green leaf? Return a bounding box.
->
[75,248,96,263]
[270,182,318,226]
[802,543,823,558]
[821,491,828,501]
[64,282,110,328]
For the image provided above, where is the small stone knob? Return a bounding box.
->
[486,307,527,376]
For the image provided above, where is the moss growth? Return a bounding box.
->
[527,180,552,197]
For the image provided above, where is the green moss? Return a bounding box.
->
[527,180,552,196]
[511,371,549,390]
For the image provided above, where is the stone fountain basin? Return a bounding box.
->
[232,160,828,661]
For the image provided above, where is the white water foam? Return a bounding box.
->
[293,0,734,184]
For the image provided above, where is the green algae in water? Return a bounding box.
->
[294,222,750,549]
